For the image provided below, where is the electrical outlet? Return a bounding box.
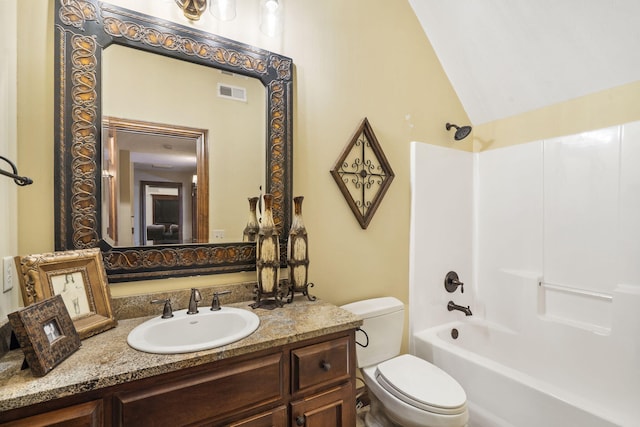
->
[212,229,225,240]
[3,256,14,293]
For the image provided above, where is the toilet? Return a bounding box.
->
[342,297,468,427]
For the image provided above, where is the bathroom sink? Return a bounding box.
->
[127,307,260,354]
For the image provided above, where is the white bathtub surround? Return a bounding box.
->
[409,142,474,337]
[409,120,640,426]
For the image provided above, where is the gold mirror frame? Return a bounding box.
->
[54,0,293,282]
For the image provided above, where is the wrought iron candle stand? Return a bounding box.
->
[251,194,285,309]
[286,196,316,303]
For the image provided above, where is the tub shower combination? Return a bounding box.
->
[409,127,640,427]
[412,272,638,427]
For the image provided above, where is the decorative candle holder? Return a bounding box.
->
[286,196,316,303]
[243,197,260,242]
[251,194,284,309]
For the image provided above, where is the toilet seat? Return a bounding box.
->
[374,354,467,416]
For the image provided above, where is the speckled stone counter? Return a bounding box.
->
[0,299,361,413]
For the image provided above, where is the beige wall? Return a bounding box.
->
[16,0,468,313]
[474,80,640,151]
[0,0,19,320]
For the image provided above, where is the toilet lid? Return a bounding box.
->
[375,354,467,416]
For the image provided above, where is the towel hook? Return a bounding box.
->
[0,156,33,186]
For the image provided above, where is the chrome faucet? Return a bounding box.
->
[447,301,472,316]
[187,288,202,314]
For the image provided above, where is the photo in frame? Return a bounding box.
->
[8,294,81,377]
[15,248,117,339]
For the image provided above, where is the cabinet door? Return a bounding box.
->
[227,405,287,427]
[290,383,354,427]
[0,400,103,427]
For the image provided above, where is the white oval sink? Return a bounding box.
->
[127,307,260,354]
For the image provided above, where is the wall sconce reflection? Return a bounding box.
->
[210,0,236,21]
[260,0,283,37]
[175,0,282,36]
[175,0,207,21]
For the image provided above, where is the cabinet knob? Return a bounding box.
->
[320,361,331,371]
[296,415,306,426]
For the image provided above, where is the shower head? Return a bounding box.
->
[446,123,472,141]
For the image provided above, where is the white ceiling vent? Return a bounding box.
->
[217,83,247,102]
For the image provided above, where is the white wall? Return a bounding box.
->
[0,0,20,321]
[409,142,473,346]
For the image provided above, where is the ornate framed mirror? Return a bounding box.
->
[54,0,293,282]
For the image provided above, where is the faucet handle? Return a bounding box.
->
[151,299,173,319]
[444,271,464,293]
[211,290,232,311]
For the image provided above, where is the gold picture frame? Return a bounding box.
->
[8,294,81,376]
[15,248,117,339]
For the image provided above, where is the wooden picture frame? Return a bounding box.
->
[8,294,81,376]
[15,248,117,339]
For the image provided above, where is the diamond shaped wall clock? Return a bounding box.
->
[330,118,395,229]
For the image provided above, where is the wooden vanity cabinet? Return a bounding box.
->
[290,336,355,426]
[0,400,104,427]
[113,352,286,426]
[290,383,354,427]
[0,330,356,427]
[227,405,287,427]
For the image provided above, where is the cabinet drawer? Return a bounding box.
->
[0,400,103,427]
[291,337,350,394]
[114,353,284,427]
[227,405,287,427]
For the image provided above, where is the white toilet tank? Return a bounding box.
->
[341,297,404,368]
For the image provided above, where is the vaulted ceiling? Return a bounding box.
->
[408,0,640,125]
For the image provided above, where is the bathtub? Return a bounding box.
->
[413,320,633,427]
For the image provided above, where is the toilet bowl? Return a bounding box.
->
[342,297,469,427]
[363,354,468,427]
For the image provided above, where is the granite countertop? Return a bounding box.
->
[0,299,361,413]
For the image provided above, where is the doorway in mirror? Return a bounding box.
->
[102,117,209,246]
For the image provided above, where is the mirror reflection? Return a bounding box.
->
[101,45,266,246]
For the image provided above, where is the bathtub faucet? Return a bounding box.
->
[447,301,472,316]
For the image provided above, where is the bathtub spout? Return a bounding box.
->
[448,301,472,316]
